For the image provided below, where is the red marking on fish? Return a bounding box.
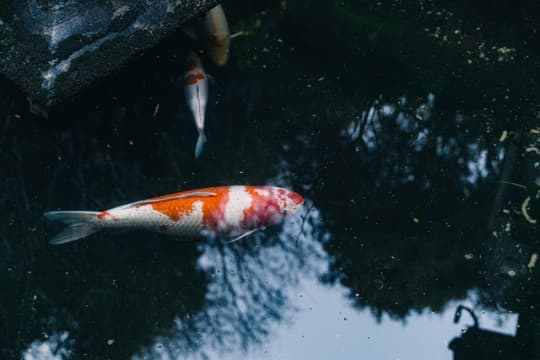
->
[243,187,280,228]
[185,73,205,85]
[287,191,304,206]
[97,211,118,220]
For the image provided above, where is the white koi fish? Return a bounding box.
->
[184,51,208,158]
[45,186,304,245]
[182,4,231,67]
[203,4,230,66]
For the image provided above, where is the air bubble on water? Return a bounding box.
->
[155,343,164,352]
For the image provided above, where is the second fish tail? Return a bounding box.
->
[194,129,207,158]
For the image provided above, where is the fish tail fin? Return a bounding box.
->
[44,211,101,245]
[195,130,207,158]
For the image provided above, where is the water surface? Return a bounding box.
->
[1,1,539,359]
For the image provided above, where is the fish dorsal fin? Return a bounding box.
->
[112,191,216,210]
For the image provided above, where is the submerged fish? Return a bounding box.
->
[202,4,230,66]
[184,51,208,158]
[182,4,231,67]
[45,186,304,245]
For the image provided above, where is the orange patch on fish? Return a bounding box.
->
[97,211,117,220]
[204,187,230,230]
[144,187,229,226]
[185,73,205,85]
[150,198,199,221]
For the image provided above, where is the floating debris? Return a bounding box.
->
[153,104,160,117]
[499,130,508,142]
[528,253,538,269]
[493,181,527,190]
[229,31,251,39]
[520,196,537,224]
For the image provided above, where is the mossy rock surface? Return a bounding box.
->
[0,0,220,107]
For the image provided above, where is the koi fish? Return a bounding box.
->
[44,186,304,245]
[181,4,230,67]
[203,4,230,66]
[184,51,208,158]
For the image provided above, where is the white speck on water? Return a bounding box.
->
[528,253,538,269]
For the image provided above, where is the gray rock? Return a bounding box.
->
[0,0,220,107]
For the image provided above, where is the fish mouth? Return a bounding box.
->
[284,191,304,213]
[288,191,304,206]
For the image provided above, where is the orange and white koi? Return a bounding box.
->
[45,186,304,245]
[184,51,208,158]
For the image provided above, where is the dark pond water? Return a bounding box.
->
[1,1,540,359]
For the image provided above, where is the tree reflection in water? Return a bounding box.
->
[22,331,73,360]
[304,96,506,319]
[135,203,328,359]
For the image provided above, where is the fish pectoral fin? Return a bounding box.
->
[115,191,217,209]
[227,228,261,243]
